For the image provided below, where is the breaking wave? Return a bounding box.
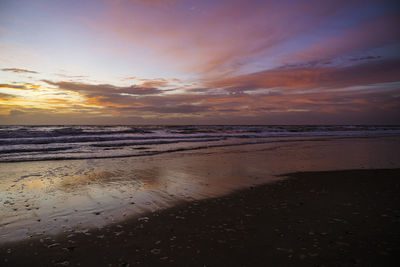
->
[1,125,399,162]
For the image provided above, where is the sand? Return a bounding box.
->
[2,136,400,243]
[1,168,399,266]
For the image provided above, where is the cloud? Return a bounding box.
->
[0,92,16,99]
[0,83,32,90]
[44,80,164,95]
[41,79,177,108]
[138,104,211,114]
[2,84,399,124]
[1,68,38,74]
[96,0,360,76]
[1,1,399,124]
[55,73,89,79]
[114,103,210,114]
[128,0,179,8]
[39,61,400,118]
[99,81,400,118]
[207,59,400,93]
[350,56,382,61]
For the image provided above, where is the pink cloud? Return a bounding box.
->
[206,58,400,91]
[93,0,361,76]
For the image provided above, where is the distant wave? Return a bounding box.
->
[0,146,74,154]
[1,125,399,163]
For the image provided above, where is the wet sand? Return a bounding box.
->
[1,136,400,243]
[1,168,399,266]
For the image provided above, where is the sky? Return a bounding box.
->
[0,0,399,125]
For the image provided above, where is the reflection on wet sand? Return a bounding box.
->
[1,136,400,243]
[59,171,120,190]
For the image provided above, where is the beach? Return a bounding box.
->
[1,131,400,266]
[2,0,400,265]
[1,168,399,266]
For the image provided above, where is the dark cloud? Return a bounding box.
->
[43,80,164,95]
[0,92,16,99]
[115,104,210,114]
[4,61,396,124]
[40,80,172,107]
[0,83,30,90]
[350,56,382,61]
[2,68,38,74]
[278,59,332,70]
[2,84,399,124]
[138,104,211,114]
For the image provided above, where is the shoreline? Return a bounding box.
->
[2,133,400,164]
[1,168,399,266]
[0,138,400,243]
[1,136,400,243]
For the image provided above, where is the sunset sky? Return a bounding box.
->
[0,0,399,125]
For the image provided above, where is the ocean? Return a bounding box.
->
[1,125,400,162]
